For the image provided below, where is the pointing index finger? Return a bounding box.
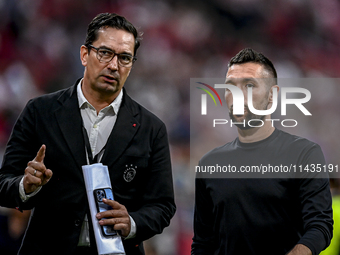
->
[34,145,46,163]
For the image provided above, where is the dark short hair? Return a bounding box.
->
[84,13,141,56]
[228,48,277,85]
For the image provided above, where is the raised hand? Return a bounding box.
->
[23,145,53,194]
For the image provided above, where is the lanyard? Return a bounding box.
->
[82,126,105,164]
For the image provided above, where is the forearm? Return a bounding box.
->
[287,244,312,255]
[297,146,333,255]
[297,177,332,254]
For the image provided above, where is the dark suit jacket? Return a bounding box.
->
[0,79,176,255]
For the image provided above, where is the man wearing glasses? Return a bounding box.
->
[0,13,176,255]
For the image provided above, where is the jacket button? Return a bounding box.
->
[74,219,81,227]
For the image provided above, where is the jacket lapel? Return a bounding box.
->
[101,91,140,168]
[54,84,139,170]
[54,82,87,169]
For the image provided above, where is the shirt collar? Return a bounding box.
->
[76,79,123,115]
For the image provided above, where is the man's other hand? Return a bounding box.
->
[96,199,131,237]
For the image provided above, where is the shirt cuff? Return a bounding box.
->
[298,228,328,255]
[125,215,137,239]
[19,177,42,202]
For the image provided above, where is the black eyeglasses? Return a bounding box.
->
[87,44,137,67]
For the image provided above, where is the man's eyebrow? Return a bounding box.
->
[225,78,258,84]
[243,78,258,83]
[225,78,235,84]
[98,45,133,55]
[98,45,114,51]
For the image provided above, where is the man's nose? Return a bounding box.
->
[107,55,119,70]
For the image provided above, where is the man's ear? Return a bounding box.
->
[80,45,88,67]
[269,85,280,103]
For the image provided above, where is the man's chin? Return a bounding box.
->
[235,124,254,130]
[97,81,120,92]
[230,117,255,130]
